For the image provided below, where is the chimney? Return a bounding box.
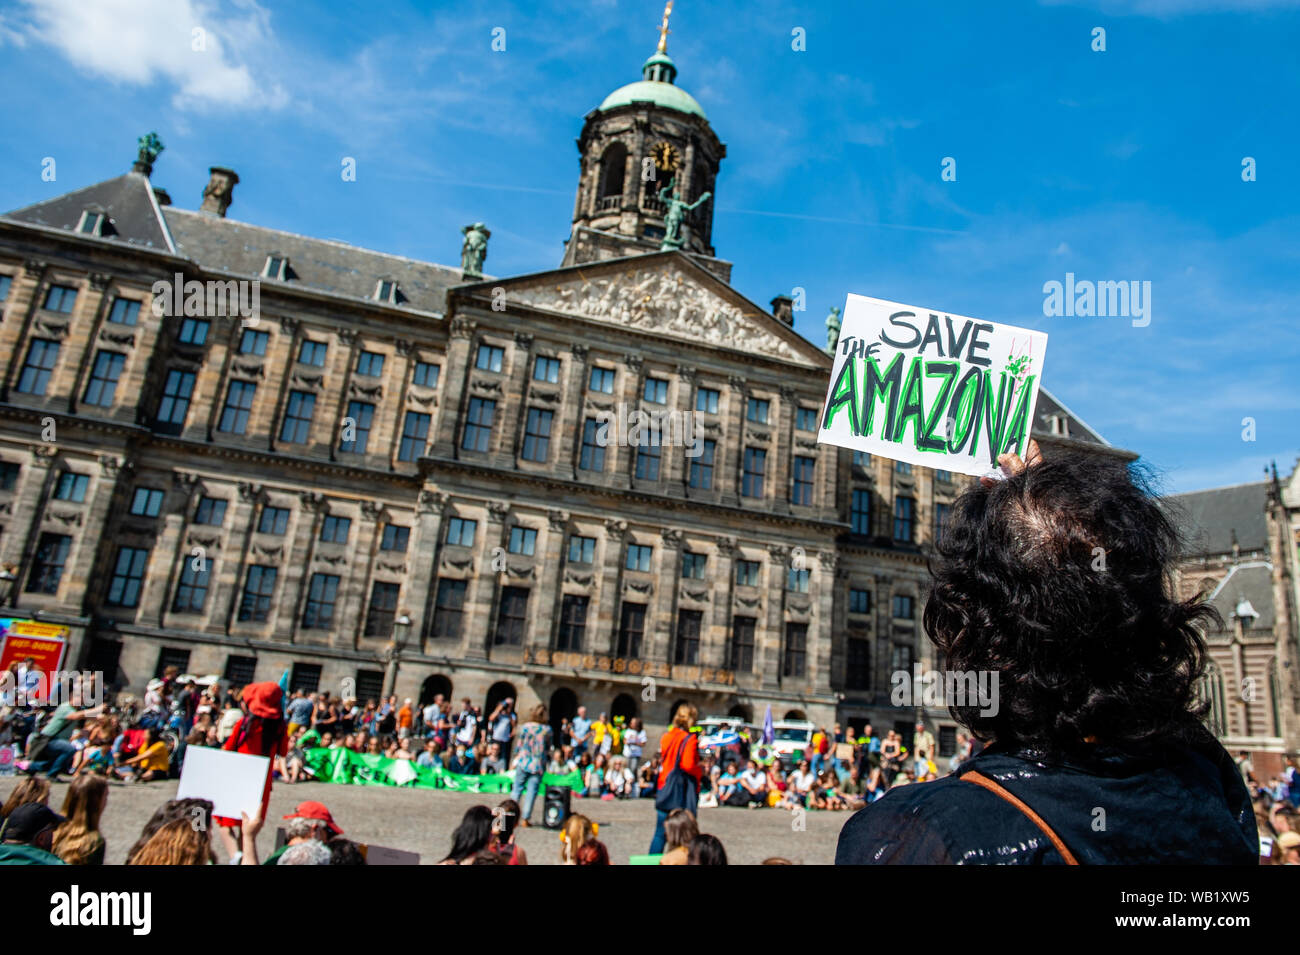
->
[770,294,794,327]
[200,167,239,218]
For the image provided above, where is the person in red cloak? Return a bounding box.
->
[214,682,288,839]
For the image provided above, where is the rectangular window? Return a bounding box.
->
[893,594,915,619]
[795,407,817,431]
[319,515,351,544]
[130,487,164,517]
[239,329,269,356]
[0,461,19,491]
[238,565,278,622]
[894,496,915,543]
[589,366,615,393]
[625,543,653,572]
[934,503,952,543]
[302,573,341,629]
[735,559,761,587]
[935,469,953,483]
[521,408,552,462]
[558,594,588,651]
[258,506,290,536]
[681,551,707,579]
[746,397,770,424]
[791,456,815,506]
[579,418,605,472]
[895,460,913,475]
[107,546,148,607]
[26,533,71,594]
[476,344,504,372]
[290,663,322,695]
[787,567,810,593]
[339,401,374,453]
[380,525,409,553]
[851,489,872,535]
[156,369,195,426]
[172,558,211,613]
[83,351,126,407]
[224,656,257,686]
[643,377,668,404]
[939,726,958,758]
[462,397,495,452]
[742,447,766,498]
[279,390,316,444]
[218,380,257,434]
[568,535,595,564]
[194,496,227,526]
[297,340,327,366]
[53,471,89,502]
[398,411,430,461]
[17,339,60,395]
[495,587,529,645]
[634,441,660,480]
[783,623,807,678]
[155,648,191,680]
[108,298,140,326]
[413,361,440,388]
[0,275,11,303]
[617,602,646,657]
[675,609,702,665]
[355,350,385,377]
[849,588,870,614]
[688,438,715,490]
[508,525,537,556]
[846,638,871,690]
[533,355,560,383]
[43,284,77,313]
[432,578,468,639]
[695,387,719,414]
[178,318,209,346]
[446,517,476,547]
[365,581,400,637]
[891,643,913,673]
[730,616,756,671]
[355,669,384,702]
[852,450,872,467]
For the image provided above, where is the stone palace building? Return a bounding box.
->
[0,25,1122,747]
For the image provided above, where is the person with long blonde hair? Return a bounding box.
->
[560,812,595,864]
[649,702,701,854]
[0,776,49,820]
[127,818,214,865]
[52,774,108,865]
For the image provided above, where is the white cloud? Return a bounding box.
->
[10,0,286,110]
[1040,0,1300,15]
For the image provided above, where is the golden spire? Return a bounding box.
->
[656,0,673,54]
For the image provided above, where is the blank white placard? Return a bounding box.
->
[175,746,271,820]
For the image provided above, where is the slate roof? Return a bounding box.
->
[4,172,175,252]
[1033,387,1108,446]
[1164,482,1270,557]
[1206,561,1276,635]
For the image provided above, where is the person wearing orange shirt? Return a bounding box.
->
[649,703,701,854]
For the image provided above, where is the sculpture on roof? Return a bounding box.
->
[658,177,711,251]
[137,132,165,164]
[461,222,490,278]
[825,305,842,355]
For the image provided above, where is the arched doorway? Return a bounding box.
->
[484,681,516,719]
[611,692,637,724]
[727,703,752,723]
[669,698,691,725]
[783,709,807,721]
[419,674,452,707]
[549,687,578,743]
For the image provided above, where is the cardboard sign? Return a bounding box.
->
[175,745,270,820]
[834,743,855,762]
[819,294,1048,478]
[360,843,421,865]
[0,619,68,702]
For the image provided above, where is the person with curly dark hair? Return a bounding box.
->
[836,442,1257,865]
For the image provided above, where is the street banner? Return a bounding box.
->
[818,294,1048,478]
[303,746,585,793]
[0,618,69,702]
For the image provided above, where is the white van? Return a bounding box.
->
[767,720,816,762]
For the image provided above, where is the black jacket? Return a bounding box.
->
[835,734,1257,864]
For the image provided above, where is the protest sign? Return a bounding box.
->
[818,294,1048,478]
[175,746,270,820]
[360,844,421,865]
[0,619,68,702]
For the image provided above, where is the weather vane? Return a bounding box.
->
[657,1,673,54]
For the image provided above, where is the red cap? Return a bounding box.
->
[283,800,342,835]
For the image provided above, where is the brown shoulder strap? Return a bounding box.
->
[961,770,1080,865]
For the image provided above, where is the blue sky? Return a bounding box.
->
[1,0,1297,493]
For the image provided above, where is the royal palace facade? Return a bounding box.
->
[0,30,1124,745]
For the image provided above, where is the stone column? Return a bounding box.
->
[435,317,476,455]
[335,500,382,648]
[708,537,737,670]
[761,544,789,689]
[324,328,359,461]
[498,333,533,468]
[264,316,301,453]
[810,552,837,696]
[198,317,238,441]
[3,444,57,574]
[65,454,132,615]
[462,501,507,661]
[410,491,447,651]
[595,520,628,655]
[213,483,262,634]
[138,471,200,626]
[664,365,695,490]
[273,492,326,642]
[650,529,681,664]
[533,510,569,651]
[773,386,797,514]
[555,345,588,476]
[61,273,114,414]
[0,261,49,401]
[621,355,645,488]
[721,375,746,507]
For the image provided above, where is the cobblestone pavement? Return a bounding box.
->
[0,774,845,865]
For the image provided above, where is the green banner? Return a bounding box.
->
[302,747,583,794]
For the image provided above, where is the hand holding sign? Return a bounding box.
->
[818,294,1048,478]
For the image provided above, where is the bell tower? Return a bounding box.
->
[562,2,728,277]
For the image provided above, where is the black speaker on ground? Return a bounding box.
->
[543,785,570,829]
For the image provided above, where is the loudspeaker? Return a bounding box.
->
[543,785,570,829]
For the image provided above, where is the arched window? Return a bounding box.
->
[611,692,638,723]
[598,143,628,208]
[727,702,752,723]
[485,681,517,718]
[419,674,453,707]
[549,687,578,741]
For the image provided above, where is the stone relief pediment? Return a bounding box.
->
[507,262,818,365]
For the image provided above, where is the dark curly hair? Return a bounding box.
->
[923,451,1218,756]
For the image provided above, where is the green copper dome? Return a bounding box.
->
[598,52,707,120]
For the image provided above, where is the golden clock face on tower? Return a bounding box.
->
[651,141,680,171]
